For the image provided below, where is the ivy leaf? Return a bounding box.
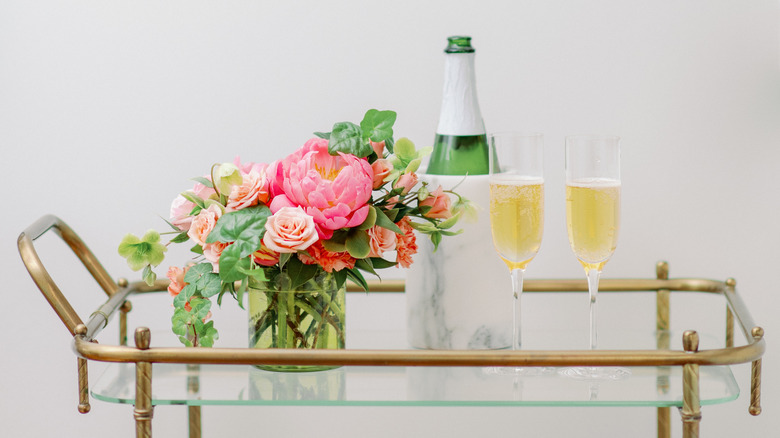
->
[329,121,371,157]
[360,109,396,142]
[206,205,271,257]
[217,244,253,283]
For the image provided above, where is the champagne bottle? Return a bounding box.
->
[427,36,489,175]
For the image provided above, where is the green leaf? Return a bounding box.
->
[181,191,207,208]
[345,268,369,291]
[314,131,331,139]
[333,269,348,290]
[142,265,156,286]
[278,252,292,271]
[430,231,443,251]
[170,231,190,244]
[173,284,196,309]
[206,205,271,257]
[284,257,319,289]
[384,137,395,154]
[358,206,377,231]
[369,257,397,269]
[191,176,214,188]
[360,109,396,142]
[437,211,462,230]
[329,121,371,157]
[345,230,371,259]
[374,208,402,234]
[321,239,346,252]
[217,244,252,283]
[355,258,378,278]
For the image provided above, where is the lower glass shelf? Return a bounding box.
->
[91,329,739,408]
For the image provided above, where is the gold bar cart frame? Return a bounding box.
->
[18,215,765,438]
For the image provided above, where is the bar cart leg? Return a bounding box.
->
[187,364,202,438]
[681,331,701,438]
[134,327,154,438]
[655,261,671,438]
[749,327,764,416]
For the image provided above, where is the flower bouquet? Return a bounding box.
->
[118,109,468,369]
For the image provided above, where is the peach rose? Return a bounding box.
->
[419,186,452,219]
[187,204,223,246]
[167,265,189,297]
[367,225,397,258]
[262,207,319,253]
[203,241,229,272]
[371,159,393,190]
[393,172,418,195]
[370,140,385,157]
[226,170,270,212]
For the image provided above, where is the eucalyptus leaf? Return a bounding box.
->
[358,206,377,231]
[374,208,402,234]
[345,230,371,259]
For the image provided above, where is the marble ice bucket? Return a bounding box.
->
[406,173,511,350]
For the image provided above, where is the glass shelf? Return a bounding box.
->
[92,329,739,408]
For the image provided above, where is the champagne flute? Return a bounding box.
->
[561,134,628,380]
[487,132,547,375]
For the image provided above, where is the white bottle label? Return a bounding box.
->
[436,52,485,136]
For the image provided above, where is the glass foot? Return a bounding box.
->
[558,367,631,381]
[483,366,556,377]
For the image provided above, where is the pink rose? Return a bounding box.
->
[187,204,223,246]
[367,225,397,258]
[419,185,453,219]
[371,159,393,190]
[267,138,373,239]
[167,265,189,297]
[169,179,217,231]
[262,207,319,253]
[226,170,270,212]
[203,241,229,272]
[393,172,418,195]
[370,140,385,157]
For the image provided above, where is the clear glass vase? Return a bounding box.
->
[248,271,346,372]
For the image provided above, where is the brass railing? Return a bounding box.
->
[19,215,765,438]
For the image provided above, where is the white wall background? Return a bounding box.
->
[2,1,778,437]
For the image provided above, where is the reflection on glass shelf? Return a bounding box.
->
[91,329,739,408]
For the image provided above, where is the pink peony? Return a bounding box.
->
[393,172,418,195]
[367,225,397,258]
[262,207,319,253]
[188,204,223,246]
[226,170,270,212]
[267,138,373,239]
[298,241,356,273]
[419,186,453,219]
[371,159,393,190]
[167,265,189,297]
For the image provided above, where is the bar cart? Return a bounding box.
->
[18,215,765,438]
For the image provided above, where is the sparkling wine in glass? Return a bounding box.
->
[561,135,628,380]
[487,132,548,375]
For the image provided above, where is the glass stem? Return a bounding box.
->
[511,268,525,351]
[586,268,601,350]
